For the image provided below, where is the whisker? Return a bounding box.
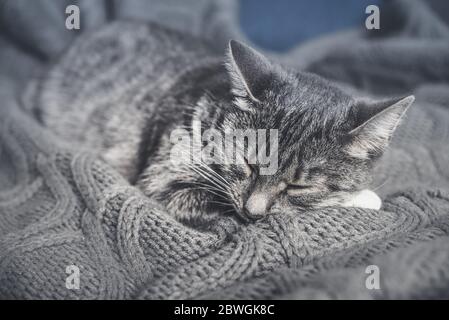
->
[372,178,389,191]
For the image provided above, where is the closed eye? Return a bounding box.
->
[287,184,313,190]
[286,184,315,196]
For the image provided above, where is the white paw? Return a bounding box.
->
[342,189,382,210]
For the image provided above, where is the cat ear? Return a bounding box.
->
[347,95,414,159]
[226,40,278,106]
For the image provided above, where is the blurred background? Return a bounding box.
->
[240,0,380,51]
[0,0,383,59]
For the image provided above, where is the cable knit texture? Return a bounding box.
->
[1,0,449,299]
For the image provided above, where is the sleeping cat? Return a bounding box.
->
[28,22,414,223]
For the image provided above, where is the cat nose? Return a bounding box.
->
[244,192,270,218]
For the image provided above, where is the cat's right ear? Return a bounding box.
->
[226,40,279,108]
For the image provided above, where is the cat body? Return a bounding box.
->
[29,21,413,223]
[30,22,222,181]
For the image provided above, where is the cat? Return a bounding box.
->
[28,21,414,224]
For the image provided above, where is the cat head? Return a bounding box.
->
[192,40,414,220]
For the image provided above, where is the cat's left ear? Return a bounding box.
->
[226,40,282,106]
[347,95,414,159]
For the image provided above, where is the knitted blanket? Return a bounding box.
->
[1,0,449,299]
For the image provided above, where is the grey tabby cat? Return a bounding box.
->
[28,22,414,223]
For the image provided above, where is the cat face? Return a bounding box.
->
[198,40,414,220]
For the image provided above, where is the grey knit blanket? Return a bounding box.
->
[1,0,449,299]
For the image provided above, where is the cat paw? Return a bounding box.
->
[342,189,382,210]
